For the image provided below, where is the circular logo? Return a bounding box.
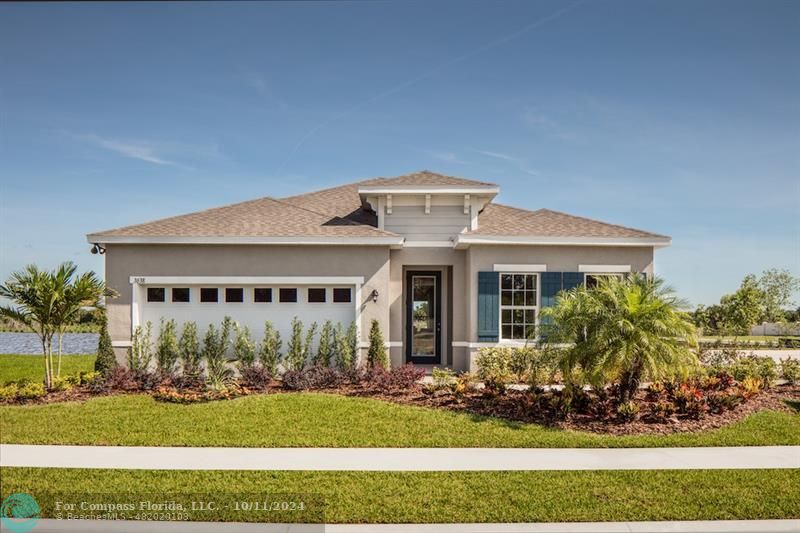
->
[1,493,40,533]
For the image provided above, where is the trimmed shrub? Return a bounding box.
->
[285,317,305,371]
[17,382,46,400]
[259,321,282,376]
[233,323,256,368]
[367,319,388,369]
[314,320,334,367]
[0,383,19,401]
[387,364,425,389]
[781,358,800,384]
[49,376,74,393]
[156,318,180,373]
[179,322,201,375]
[127,322,153,373]
[239,365,271,390]
[730,355,778,388]
[94,313,117,375]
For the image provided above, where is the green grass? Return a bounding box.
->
[2,393,798,448]
[0,354,96,384]
[2,468,798,523]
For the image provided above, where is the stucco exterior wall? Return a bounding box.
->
[104,244,391,361]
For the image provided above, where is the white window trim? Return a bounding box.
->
[498,272,540,342]
[493,264,547,272]
[583,272,625,287]
[578,264,631,273]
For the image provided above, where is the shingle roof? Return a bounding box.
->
[358,170,497,188]
[466,204,668,239]
[88,171,666,242]
[88,196,396,238]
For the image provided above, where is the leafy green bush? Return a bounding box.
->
[0,383,18,401]
[334,321,358,370]
[367,319,388,369]
[49,376,74,392]
[780,358,800,384]
[17,382,46,400]
[430,367,454,391]
[475,347,514,391]
[259,321,282,376]
[616,400,639,422]
[156,318,180,372]
[730,355,778,388]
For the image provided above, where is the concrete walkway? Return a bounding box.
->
[19,519,800,533]
[2,444,798,471]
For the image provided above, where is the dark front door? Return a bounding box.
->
[406,270,441,364]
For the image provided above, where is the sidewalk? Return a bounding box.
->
[2,444,798,471]
[18,518,800,533]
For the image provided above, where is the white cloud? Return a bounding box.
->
[74,134,224,170]
[425,150,467,164]
[475,149,540,176]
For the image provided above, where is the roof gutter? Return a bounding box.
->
[86,234,406,247]
[453,235,672,249]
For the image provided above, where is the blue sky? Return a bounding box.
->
[1,0,798,306]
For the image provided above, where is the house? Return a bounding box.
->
[87,171,670,371]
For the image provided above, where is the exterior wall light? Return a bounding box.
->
[371,289,379,303]
[90,244,106,255]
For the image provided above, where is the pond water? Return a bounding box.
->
[0,332,98,355]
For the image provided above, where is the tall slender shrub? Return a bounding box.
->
[346,321,359,368]
[285,317,305,371]
[94,312,117,375]
[367,319,388,369]
[302,321,318,365]
[259,321,282,376]
[127,321,153,373]
[334,322,357,370]
[202,316,233,389]
[314,320,334,367]
[179,322,200,375]
[155,318,180,372]
[234,323,256,368]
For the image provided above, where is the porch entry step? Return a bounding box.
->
[2,445,798,471]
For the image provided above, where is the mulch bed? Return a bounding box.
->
[4,380,799,437]
[330,383,800,436]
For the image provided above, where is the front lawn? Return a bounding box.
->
[0,354,95,384]
[1,393,798,447]
[3,468,798,523]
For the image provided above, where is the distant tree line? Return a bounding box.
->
[692,269,800,335]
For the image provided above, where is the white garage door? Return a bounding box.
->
[135,277,359,353]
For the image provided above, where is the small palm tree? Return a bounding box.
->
[0,262,115,388]
[543,275,698,402]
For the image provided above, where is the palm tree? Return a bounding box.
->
[0,262,115,388]
[0,265,60,387]
[52,265,116,377]
[542,274,698,402]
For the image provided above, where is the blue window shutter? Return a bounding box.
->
[477,272,499,341]
[562,272,584,291]
[540,272,563,308]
